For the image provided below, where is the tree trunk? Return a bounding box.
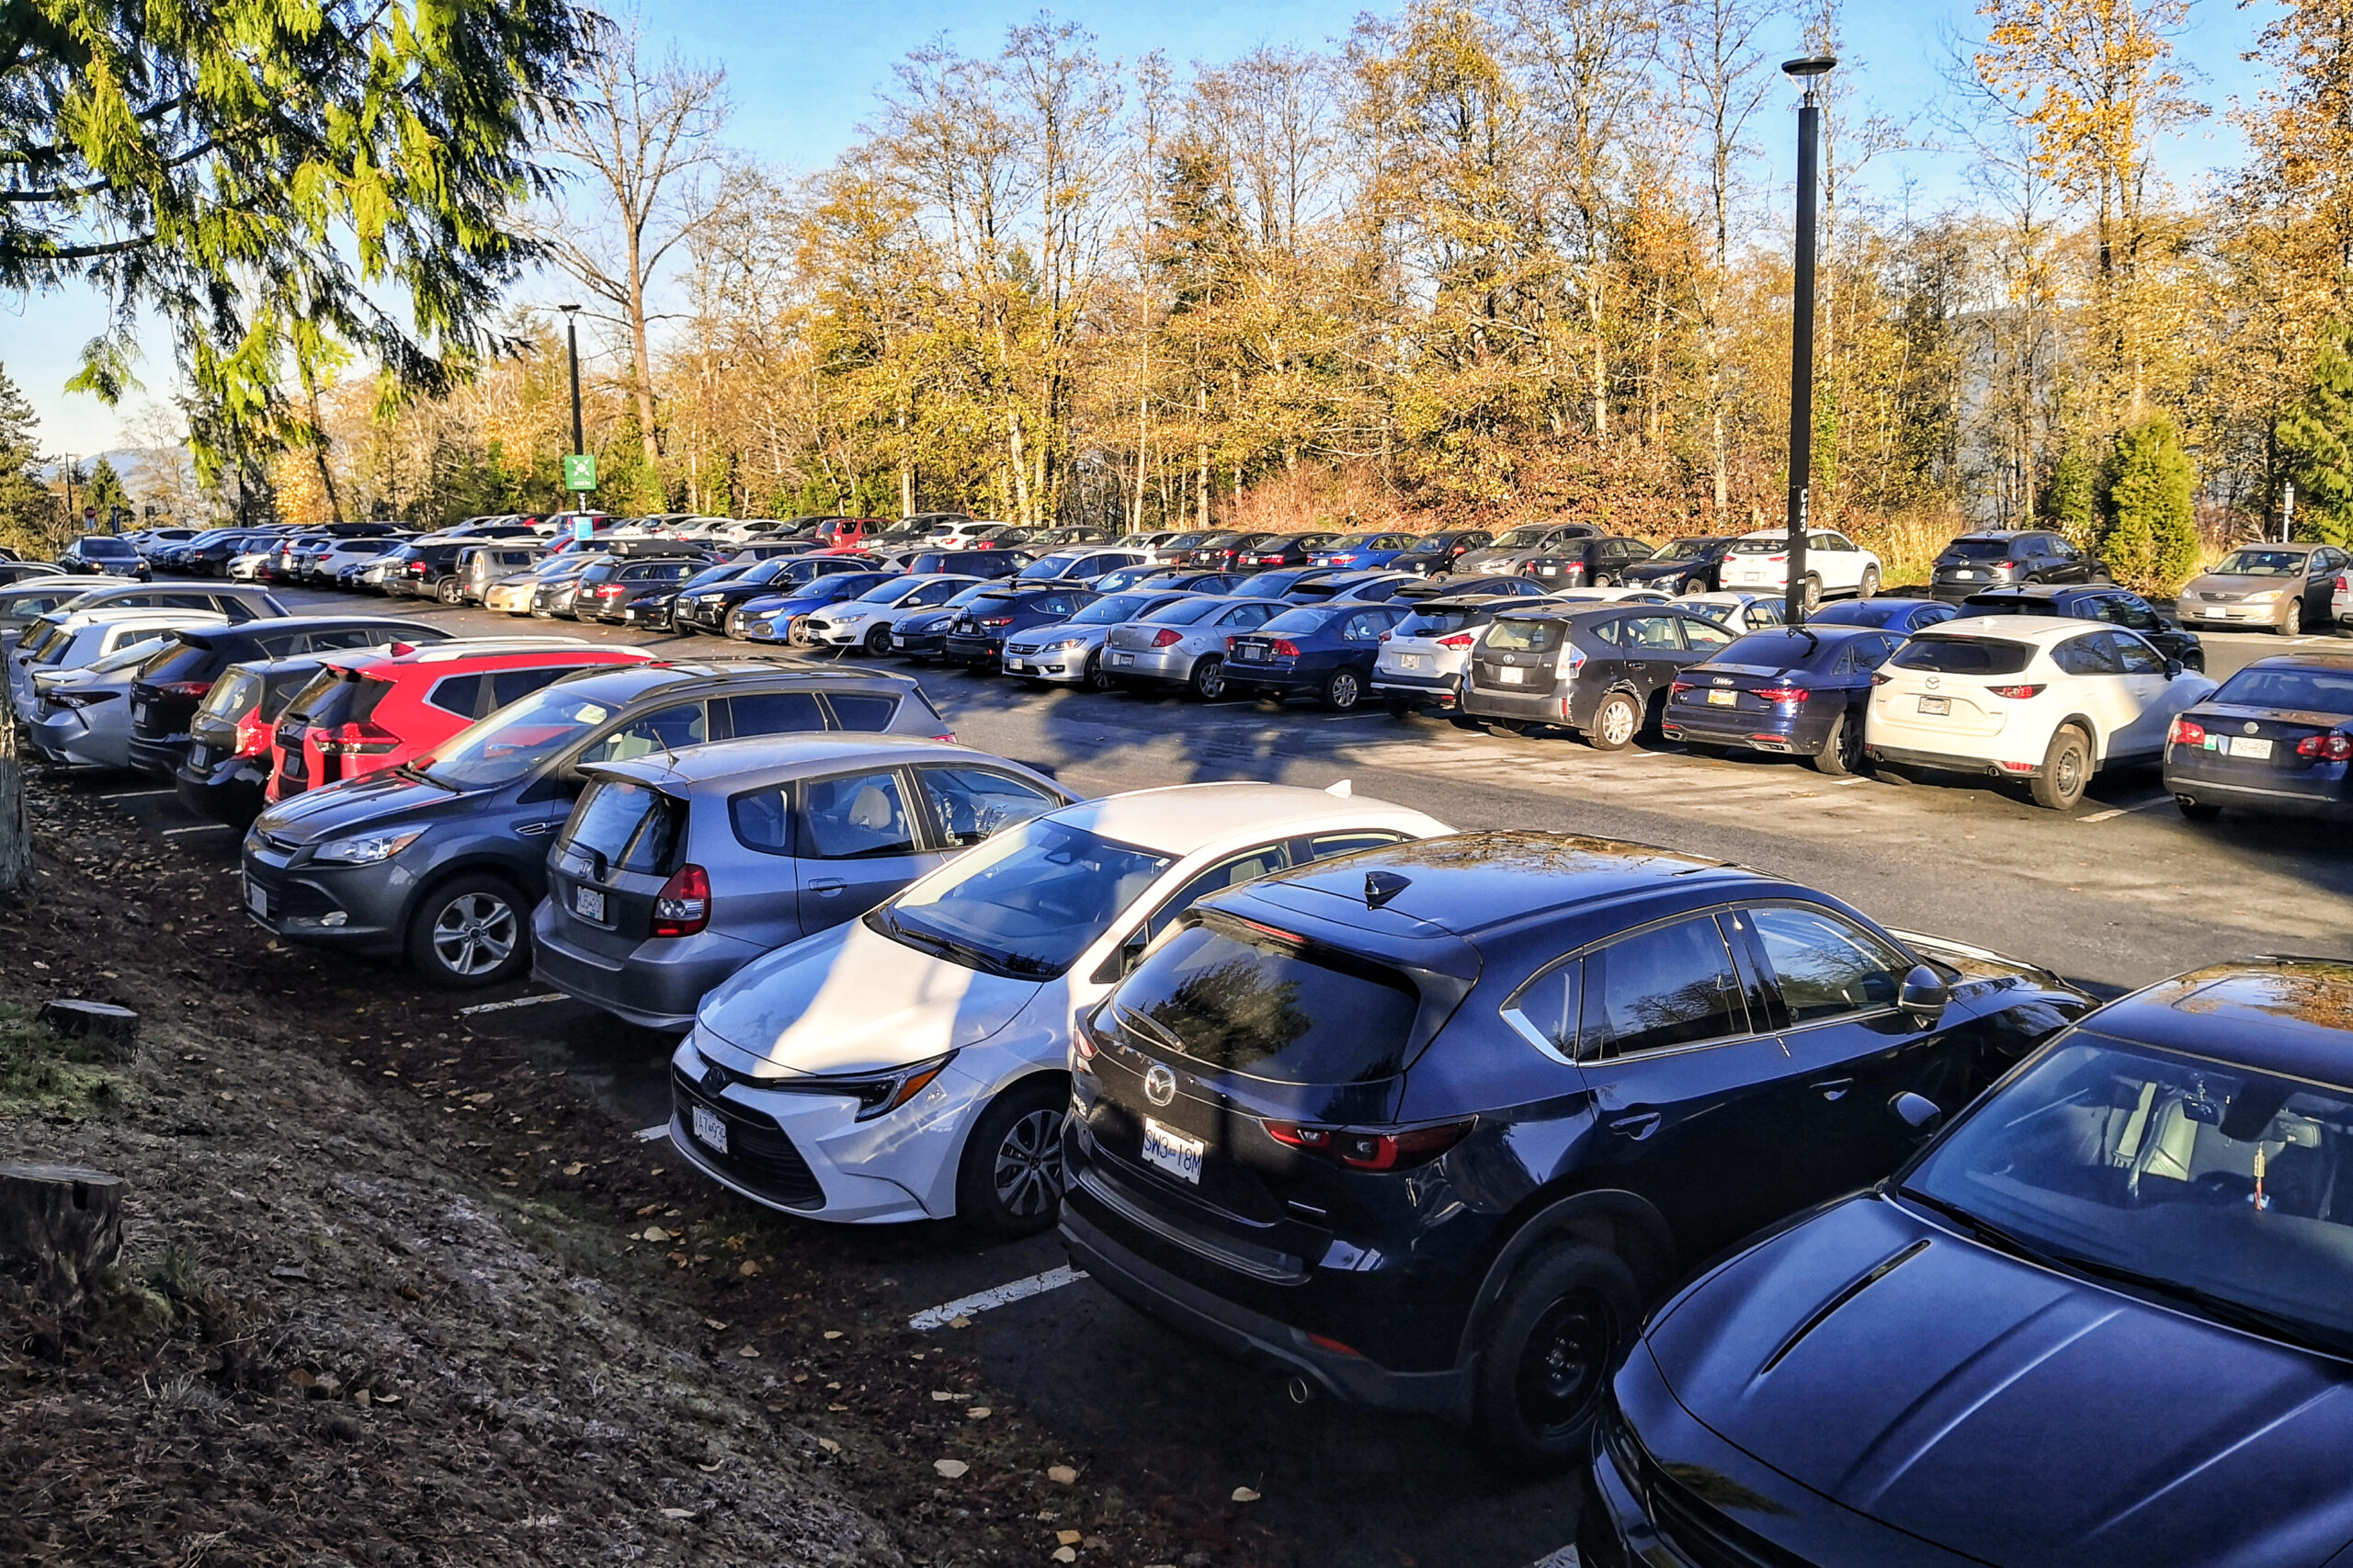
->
[39,1000,140,1063]
[0,1164,124,1310]
[0,716,31,893]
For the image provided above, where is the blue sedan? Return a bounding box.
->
[1309,531,1418,569]
[732,571,899,643]
[1663,624,1901,774]
[1223,601,1409,710]
[1806,597,1960,633]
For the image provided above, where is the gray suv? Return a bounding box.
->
[532,735,1071,1029]
[241,663,954,987]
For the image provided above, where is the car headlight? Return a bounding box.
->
[2244,590,2280,603]
[760,1051,957,1120]
[313,829,426,865]
[1053,636,1091,650]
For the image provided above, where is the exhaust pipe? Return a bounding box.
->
[1286,1377,1315,1405]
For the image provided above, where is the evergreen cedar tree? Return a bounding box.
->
[2278,324,2353,548]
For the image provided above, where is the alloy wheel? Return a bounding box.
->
[431,892,517,978]
[1193,657,1226,699]
[1598,697,1637,747]
[993,1108,1066,1220]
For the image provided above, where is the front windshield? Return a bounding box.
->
[1651,538,1714,560]
[873,817,1174,980]
[421,683,639,790]
[1494,526,1553,548]
[1904,1034,2353,1356]
[2212,550,2307,578]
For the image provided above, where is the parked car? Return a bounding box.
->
[1224,601,1411,711]
[175,529,288,577]
[267,640,654,801]
[55,534,151,579]
[1114,568,1235,597]
[45,580,286,625]
[942,586,1101,668]
[899,546,1033,580]
[244,664,951,985]
[577,556,707,627]
[1386,529,1495,576]
[1001,591,1196,690]
[1370,596,1510,716]
[731,571,901,644]
[455,541,549,605]
[1026,526,1115,549]
[2163,652,2353,821]
[1806,597,1961,633]
[1100,594,1285,699]
[1961,583,2206,671]
[124,615,446,777]
[675,553,873,634]
[1663,624,1903,773]
[0,577,118,651]
[13,609,228,723]
[1230,533,1341,573]
[1181,531,1269,570]
[1392,574,1555,605]
[1927,528,2109,600]
[1014,549,1153,586]
[800,574,980,654]
[1677,591,1786,635]
[1065,831,2095,1469]
[2177,541,2352,637]
[892,583,1010,661]
[2336,562,2352,631]
[0,561,66,585]
[1518,535,1660,590]
[485,553,590,615]
[534,737,1074,1030]
[1308,532,1418,571]
[1585,958,2351,1562]
[1459,604,1739,749]
[176,654,352,826]
[1718,528,1883,608]
[1866,616,2218,810]
[1620,536,1733,595]
[26,632,188,767]
[1286,570,1422,605]
[1449,523,1603,579]
[1225,565,1345,602]
[532,564,598,619]
[670,782,1449,1234]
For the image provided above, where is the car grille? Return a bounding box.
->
[2199,590,2239,602]
[670,1065,824,1210]
[1006,641,1043,656]
[1612,1421,1817,1568]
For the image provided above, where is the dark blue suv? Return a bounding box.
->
[1062,833,2093,1470]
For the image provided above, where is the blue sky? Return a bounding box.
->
[6,0,2274,459]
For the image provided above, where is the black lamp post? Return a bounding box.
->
[557,303,585,459]
[1781,53,1835,627]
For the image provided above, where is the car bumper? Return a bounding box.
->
[1100,646,1193,682]
[176,761,266,825]
[1864,742,2024,778]
[2164,755,2353,817]
[894,631,949,656]
[28,709,127,768]
[1223,659,1319,693]
[942,635,1006,663]
[1664,704,1838,756]
[126,735,188,776]
[1003,644,1095,681]
[1461,686,1570,723]
[239,843,409,956]
[529,904,760,1032]
[2178,602,2284,628]
[1370,668,1461,705]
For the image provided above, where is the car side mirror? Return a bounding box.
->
[1890,1092,1945,1139]
[1898,964,1949,1020]
[2163,657,2183,679]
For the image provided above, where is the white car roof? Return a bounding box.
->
[1046,782,1449,858]
[1930,614,2109,644]
[71,609,230,637]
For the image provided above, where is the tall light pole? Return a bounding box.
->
[1781,53,1835,628]
[557,303,585,459]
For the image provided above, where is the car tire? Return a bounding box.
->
[1322,668,1364,712]
[437,576,462,605]
[2176,797,2222,822]
[1081,649,1117,693]
[1587,690,1642,752]
[1799,574,1824,614]
[2182,647,2206,673]
[864,624,892,655]
[2282,601,2302,636]
[1471,1243,1643,1474]
[1858,565,1880,599]
[405,873,530,989]
[1679,576,1703,596]
[2029,723,2093,811]
[1808,708,1865,776]
[955,1077,1069,1240]
[1188,655,1227,700]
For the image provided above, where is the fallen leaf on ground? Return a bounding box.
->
[659,1507,695,1519]
[967,1406,992,1419]
[563,1163,584,1176]
[817,1437,841,1454]
[1058,1530,1084,1546]
[934,1459,969,1479]
[1232,1486,1261,1503]
[822,1329,844,1340]
[703,1318,728,1330]
[949,1314,972,1328]
[696,1460,722,1472]
[736,1346,760,1358]
[738,1259,760,1276]
[1047,1465,1079,1484]
[1052,1551,1077,1564]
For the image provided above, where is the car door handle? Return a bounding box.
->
[1813,1078,1854,1101]
[515,821,555,836]
[809,878,847,896]
[1605,1109,1663,1141]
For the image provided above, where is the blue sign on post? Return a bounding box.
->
[573,517,593,542]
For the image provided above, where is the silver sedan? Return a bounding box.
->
[25,634,176,768]
[1098,594,1285,699]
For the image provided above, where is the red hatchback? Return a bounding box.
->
[266,640,655,801]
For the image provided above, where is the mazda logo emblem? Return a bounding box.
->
[1925,676,1941,689]
[1142,1064,1177,1108]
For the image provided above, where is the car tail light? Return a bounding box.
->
[1437,632,1476,649]
[322,721,400,756]
[2169,717,2206,746]
[153,679,212,699]
[1987,684,2046,699]
[232,712,273,757]
[1332,553,1358,564]
[1670,680,1693,696]
[980,616,1014,628]
[1996,560,2018,570]
[1767,553,1787,562]
[1271,639,1301,658]
[1995,759,2036,774]
[1756,686,1809,703]
[1870,671,1893,686]
[1560,646,1587,676]
[651,864,711,937]
[1264,1119,1475,1171]
[1257,554,1284,563]
[2337,575,2349,592]
[1152,628,1184,647]
[2296,733,2353,761]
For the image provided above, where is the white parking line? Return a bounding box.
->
[161,823,233,835]
[2078,808,2124,823]
[1530,1548,1581,1568]
[908,1264,1089,1330]
[102,788,176,800]
[456,992,568,1015]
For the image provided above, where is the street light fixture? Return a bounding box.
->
[1780,52,1835,628]
[556,303,585,460]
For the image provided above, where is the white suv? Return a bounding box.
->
[1865,615,2216,809]
[1719,528,1882,609]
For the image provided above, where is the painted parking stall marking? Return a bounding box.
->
[908,1265,1090,1331]
[456,992,569,1016]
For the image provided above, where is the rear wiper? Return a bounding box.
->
[1112,1003,1185,1055]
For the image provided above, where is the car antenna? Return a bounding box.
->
[1365,871,1411,909]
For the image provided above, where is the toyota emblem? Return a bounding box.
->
[1142,1064,1177,1107]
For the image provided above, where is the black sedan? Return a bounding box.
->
[1806,597,1961,633]
[1928,529,2108,599]
[939,585,1099,666]
[1229,565,1346,601]
[1063,832,2094,1471]
[1518,535,1660,591]
[1231,532,1340,573]
[1586,958,2353,1565]
[1960,583,2205,671]
[1222,601,1409,710]
[1460,604,1737,749]
[891,582,1005,660]
[1663,624,1901,774]
[1620,536,1733,595]
[1185,531,1279,571]
[1386,528,1495,575]
[2164,653,2353,821]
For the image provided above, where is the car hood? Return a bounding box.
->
[693,918,1040,1075]
[1647,1197,2353,1568]
[2187,574,2299,596]
[252,769,488,845]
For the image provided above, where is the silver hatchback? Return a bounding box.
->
[530,735,1074,1030]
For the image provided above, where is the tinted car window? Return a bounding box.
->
[1118,918,1422,1085]
[918,766,1060,846]
[824,693,898,732]
[1750,905,1905,1024]
[2212,665,2353,710]
[1942,539,2013,560]
[1395,608,1486,637]
[719,690,826,736]
[1483,618,1563,653]
[427,673,486,717]
[1506,958,1584,1054]
[798,770,917,858]
[490,666,575,707]
[568,780,681,873]
[2113,631,2165,675]
[2049,633,2120,676]
[1584,915,1746,1059]
[578,702,706,765]
[1887,635,2036,676]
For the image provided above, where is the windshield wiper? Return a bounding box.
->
[2044,1253,2353,1359]
[1895,1187,2067,1267]
[1112,1003,1186,1056]
[874,910,1024,979]
[394,761,459,791]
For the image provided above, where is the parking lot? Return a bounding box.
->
[45,583,2353,1567]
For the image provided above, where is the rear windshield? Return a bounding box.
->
[1260,607,1344,635]
[1714,631,1829,668]
[1887,635,2036,676]
[1483,618,1563,653]
[198,667,265,721]
[1396,608,1486,637]
[1940,539,2014,560]
[1144,598,1223,626]
[1724,537,1783,555]
[564,780,682,873]
[1113,919,1421,1085]
[135,640,217,687]
[2212,665,2353,713]
[295,673,395,726]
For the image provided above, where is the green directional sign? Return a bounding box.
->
[563,452,597,492]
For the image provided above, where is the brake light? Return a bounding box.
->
[232,712,274,757]
[1437,632,1475,649]
[1152,628,1184,647]
[322,721,400,756]
[2296,733,2353,761]
[651,864,711,937]
[1996,560,2018,570]
[1756,686,1809,703]
[1871,672,1893,686]
[1995,759,2037,774]
[2169,717,2206,746]
[154,679,211,699]
[1271,639,1302,658]
[1257,554,1283,563]
[1264,1119,1475,1171]
[980,616,1014,628]
[1987,684,2046,699]
[1767,553,1787,562]
[1332,553,1358,564]
[1670,680,1692,696]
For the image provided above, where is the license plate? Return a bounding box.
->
[131,699,150,723]
[690,1104,729,1154]
[244,880,267,918]
[1006,659,1028,673]
[1916,696,1950,715]
[1140,1117,1204,1185]
[1497,665,1526,685]
[1396,653,1427,671]
[1952,569,1978,579]
[1108,651,1134,666]
[1236,641,1267,660]
[573,885,607,922]
[2222,736,2273,759]
[1707,688,1737,706]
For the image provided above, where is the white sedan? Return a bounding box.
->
[1719,528,1882,609]
[1865,614,2216,809]
[667,782,1451,1236]
[800,574,981,653]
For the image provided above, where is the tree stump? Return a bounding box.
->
[0,1164,125,1309]
[38,999,140,1062]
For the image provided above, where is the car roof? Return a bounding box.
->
[329,638,633,673]
[2079,960,2353,1088]
[1963,584,2098,601]
[548,660,924,700]
[583,733,1000,790]
[178,615,439,646]
[1931,614,2108,642]
[2216,541,2318,554]
[2227,652,2353,675]
[1045,782,1445,858]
